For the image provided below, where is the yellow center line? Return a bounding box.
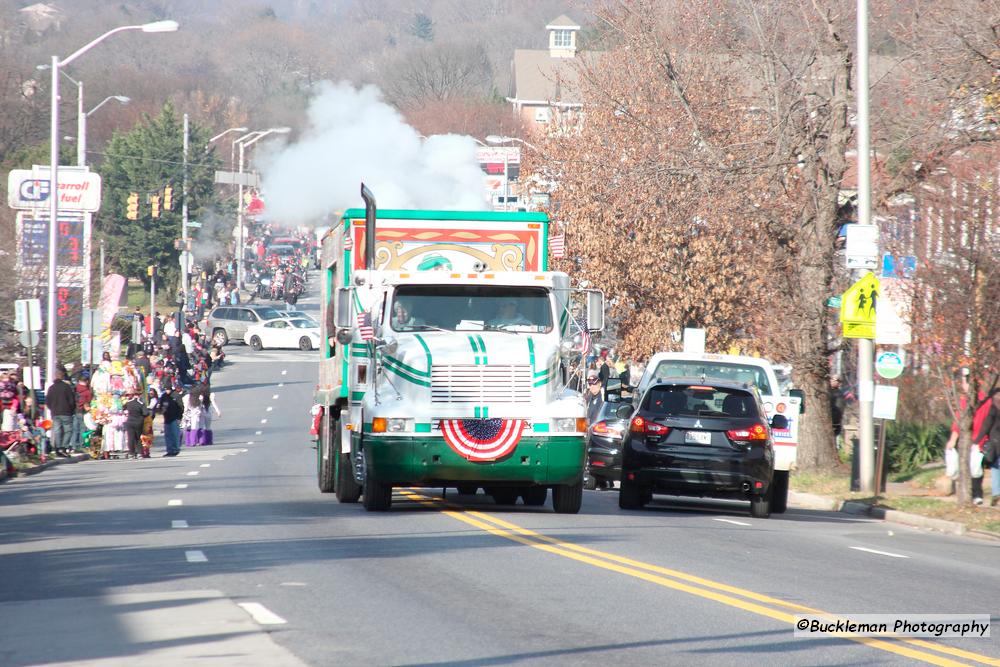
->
[398,491,996,666]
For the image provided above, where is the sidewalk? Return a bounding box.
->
[0,450,92,482]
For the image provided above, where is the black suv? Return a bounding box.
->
[617,378,787,518]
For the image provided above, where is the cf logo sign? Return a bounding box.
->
[18,179,50,202]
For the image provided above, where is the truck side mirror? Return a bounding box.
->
[335,288,353,329]
[586,289,604,332]
[789,388,805,414]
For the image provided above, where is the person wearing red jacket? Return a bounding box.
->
[72,376,92,450]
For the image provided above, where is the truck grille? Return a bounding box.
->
[431,365,533,404]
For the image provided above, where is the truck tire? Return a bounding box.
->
[362,474,392,511]
[317,413,335,493]
[521,487,547,506]
[456,484,478,496]
[335,412,361,503]
[770,470,789,514]
[750,492,771,519]
[490,489,519,506]
[619,478,647,510]
[552,481,582,514]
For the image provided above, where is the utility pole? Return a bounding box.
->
[856,0,875,493]
[182,113,190,301]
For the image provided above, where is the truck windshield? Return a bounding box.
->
[649,360,773,395]
[391,285,553,333]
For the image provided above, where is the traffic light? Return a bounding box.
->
[150,194,161,218]
[163,185,173,210]
[126,192,139,220]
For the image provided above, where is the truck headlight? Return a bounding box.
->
[387,418,410,432]
[553,418,585,432]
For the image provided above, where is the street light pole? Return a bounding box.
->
[233,127,290,288]
[79,95,130,168]
[182,113,190,300]
[44,20,178,391]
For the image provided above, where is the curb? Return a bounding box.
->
[12,452,91,478]
[841,500,967,536]
[788,491,841,512]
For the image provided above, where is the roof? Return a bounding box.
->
[341,208,548,222]
[511,49,596,104]
[545,15,580,30]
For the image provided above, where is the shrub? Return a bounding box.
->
[885,421,949,473]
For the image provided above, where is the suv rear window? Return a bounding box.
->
[644,385,759,418]
[649,360,773,395]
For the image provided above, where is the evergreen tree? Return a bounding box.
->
[411,12,434,42]
[96,103,220,288]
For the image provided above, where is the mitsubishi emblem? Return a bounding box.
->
[693,420,703,428]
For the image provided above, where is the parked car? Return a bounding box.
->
[245,317,320,351]
[207,305,283,346]
[618,378,787,518]
[584,399,630,490]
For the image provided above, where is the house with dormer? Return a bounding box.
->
[507,15,593,133]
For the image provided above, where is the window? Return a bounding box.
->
[644,386,759,419]
[240,310,257,322]
[553,29,572,47]
[650,361,773,395]
[534,107,551,123]
[390,285,553,333]
[213,308,231,320]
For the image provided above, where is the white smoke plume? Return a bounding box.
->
[256,81,489,223]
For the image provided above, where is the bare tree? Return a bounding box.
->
[382,41,495,108]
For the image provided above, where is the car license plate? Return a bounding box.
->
[684,431,712,445]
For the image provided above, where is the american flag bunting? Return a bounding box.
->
[356,312,375,341]
[550,232,566,259]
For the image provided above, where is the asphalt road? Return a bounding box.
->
[2,286,998,666]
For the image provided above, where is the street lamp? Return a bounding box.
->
[233,127,291,288]
[79,95,130,166]
[45,19,178,394]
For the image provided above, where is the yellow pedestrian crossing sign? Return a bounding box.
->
[840,272,879,339]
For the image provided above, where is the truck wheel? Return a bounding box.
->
[750,492,771,519]
[552,481,582,514]
[490,489,518,506]
[335,411,361,502]
[456,484,478,496]
[317,413,335,493]
[362,475,392,511]
[770,470,789,514]
[521,487,547,506]
[619,478,647,510]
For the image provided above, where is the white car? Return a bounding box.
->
[244,317,320,351]
[278,310,318,325]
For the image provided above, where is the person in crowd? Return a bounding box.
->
[160,386,184,457]
[975,390,1000,506]
[830,376,847,449]
[45,368,76,457]
[197,383,222,445]
[122,392,149,460]
[182,389,203,447]
[946,389,992,505]
[72,376,92,450]
[598,351,615,400]
[585,369,604,425]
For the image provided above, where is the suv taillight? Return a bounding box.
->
[630,416,670,436]
[726,423,768,441]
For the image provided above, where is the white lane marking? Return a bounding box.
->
[849,546,909,559]
[238,602,287,625]
[172,520,188,528]
[279,582,307,587]
[714,517,752,527]
[175,484,188,489]
[241,448,249,452]
[186,550,208,563]
[168,499,183,506]
[261,419,268,424]
[187,471,199,476]
[200,463,211,468]
[281,370,287,376]
[278,383,284,387]
[266,406,273,412]
[272,394,280,400]
[255,431,263,435]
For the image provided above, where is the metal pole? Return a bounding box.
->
[503,150,509,212]
[182,113,189,300]
[150,270,156,343]
[237,142,245,289]
[856,0,875,494]
[77,80,85,166]
[46,54,60,392]
[99,238,104,279]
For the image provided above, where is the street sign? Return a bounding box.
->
[825,296,841,308]
[214,170,259,187]
[840,272,879,339]
[23,366,41,391]
[187,221,202,228]
[19,330,40,348]
[881,254,916,279]
[14,298,42,332]
[845,224,879,270]
[873,385,899,421]
[81,308,101,336]
[81,333,103,365]
[179,251,194,273]
[875,290,912,345]
[876,351,905,379]
[7,166,102,212]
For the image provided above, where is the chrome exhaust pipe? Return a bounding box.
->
[361,183,376,271]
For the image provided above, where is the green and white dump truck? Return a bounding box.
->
[313,185,603,512]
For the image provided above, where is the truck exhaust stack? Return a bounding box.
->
[361,183,376,271]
